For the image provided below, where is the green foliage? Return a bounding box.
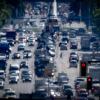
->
[0,0,12,27]
[0,0,25,27]
[93,9,100,36]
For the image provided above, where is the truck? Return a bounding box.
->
[81,36,90,50]
[88,66,100,81]
[0,42,11,57]
[6,30,17,40]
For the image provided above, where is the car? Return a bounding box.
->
[0,42,12,54]
[9,64,20,74]
[0,37,7,42]
[0,59,7,70]
[35,68,45,77]
[59,43,67,50]
[48,49,55,57]
[49,89,61,97]
[0,70,6,80]
[33,88,47,98]
[3,90,17,98]
[21,70,32,82]
[21,70,32,76]
[47,44,55,51]
[28,41,34,46]
[27,36,36,42]
[69,52,79,61]
[69,33,76,38]
[69,56,78,62]
[57,72,69,84]
[7,39,15,46]
[77,88,88,96]
[62,84,72,91]
[69,60,77,67]
[18,35,27,43]
[18,43,26,51]
[22,75,32,82]
[9,72,19,83]
[0,80,4,89]
[61,37,69,44]
[90,35,97,42]
[23,50,32,58]
[12,53,21,59]
[77,89,88,100]
[63,88,73,96]
[0,53,9,59]
[70,52,78,56]
[92,79,100,96]
[74,77,86,90]
[4,88,13,92]
[70,40,78,49]
[20,61,28,69]
[61,31,68,37]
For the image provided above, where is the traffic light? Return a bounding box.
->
[80,61,87,76]
[87,76,92,90]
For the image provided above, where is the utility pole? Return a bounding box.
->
[88,0,92,31]
[79,1,82,22]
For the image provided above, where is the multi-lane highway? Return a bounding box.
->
[0,0,100,99]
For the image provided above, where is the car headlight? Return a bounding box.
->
[9,47,12,51]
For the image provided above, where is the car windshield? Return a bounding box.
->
[6,92,15,96]
[76,79,84,82]
[10,67,19,70]
[62,38,68,41]
[71,61,77,63]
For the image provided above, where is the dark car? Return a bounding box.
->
[0,59,7,70]
[33,88,47,98]
[35,68,44,77]
[57,73,69,84]
[7,39,15,46]
[20,61,28,69]
[12,53,21,59]
[60,43,67,50]
[21,70,32,82]
[70,41,78,49]
[0,42,11,55]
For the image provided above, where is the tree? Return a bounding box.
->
[93,9,100,36]
[0,0,12,27]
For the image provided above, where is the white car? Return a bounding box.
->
[4,90,17,98]
[0,53,7,59]
[0,80,4,89]
[48,49,55,57]
[18,43,26,51]
[9,73,19,83]
[9,64,20,75]
[4,88,13,92]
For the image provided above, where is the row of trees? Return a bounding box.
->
[70,0,100,36]
[0,0,25,28]
[0,0,100,36]
[0,0,11,27]
[92,0,100,36]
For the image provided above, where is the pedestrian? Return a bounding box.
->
[60,52,62,58]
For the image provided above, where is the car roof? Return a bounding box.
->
[10,64,19,68]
